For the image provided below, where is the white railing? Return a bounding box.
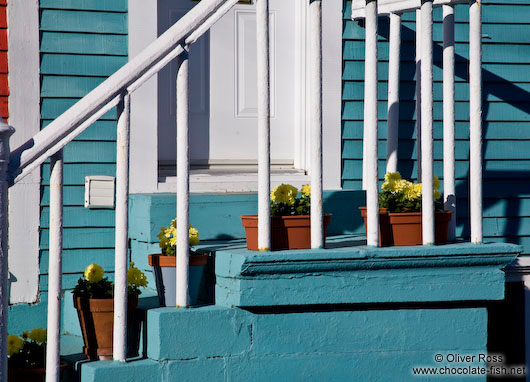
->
[352,0,483,246]
[0,0,325,380]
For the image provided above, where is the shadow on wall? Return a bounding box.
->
[372,17,530,246]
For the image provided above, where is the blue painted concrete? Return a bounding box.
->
[80,239,519,382]
[84,305,490,381]
[129,190,366,243]
[213,239,520,307]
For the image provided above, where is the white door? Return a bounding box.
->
[209,0,297,166]
[158,0,298,169]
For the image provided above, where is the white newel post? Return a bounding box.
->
[114,93,130,361]
[469,0,483,244]
[46,150,63,382]
[364,0,379,247]
[0,122,14,382]
[386,12,401,174]
[421,0,434,245]
[443,4,456,241]
[310,0,324,249]
[415,9,422,181]
[176,47,190,306]
[256,0,271,251]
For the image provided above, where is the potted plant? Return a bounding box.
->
[7,328,67,382]
[241,184,332,250]
[148,220,210,307]
[73,262,147,360]
[360,172,452,246]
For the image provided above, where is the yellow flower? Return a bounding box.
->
[433,176,440,190]
[189,225,199,246]
[271,184,298,205]
[158,221,200,254]
[21,331,29,340]
[28,328,47,344]
[405,183,422,200]
[395,179,412,193]
[434,190,441,201]
[128,262,148,288]
[84,264,104,283]
[384,172,402,183]
[7,335,23,356]
[301,184,311,198]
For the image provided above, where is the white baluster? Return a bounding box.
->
[113,93,130,361]
[416,9,422,182]
[469,0,483,244]
[443,4,456,241]
[310,0,324,249]
[0,122,14,382]
[176,47,190,306]
[421,0,434,245]
[364,0,379,247]
[387,12,401,174]
[46,150,63,382]
[256,0,271,251]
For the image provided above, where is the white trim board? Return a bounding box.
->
[351,0,469,19]
[129,0,343,193]
[8,0,41,303]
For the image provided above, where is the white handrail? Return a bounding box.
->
[9,0,237,184]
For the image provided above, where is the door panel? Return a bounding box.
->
[210,0,295,164]
[158,0,296,167]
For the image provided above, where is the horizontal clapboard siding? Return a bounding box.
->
[342,0,530,253]
[39,0,127,286]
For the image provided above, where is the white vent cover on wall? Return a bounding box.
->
[84,176,116,209]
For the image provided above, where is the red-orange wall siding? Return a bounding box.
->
[0,1,8,121]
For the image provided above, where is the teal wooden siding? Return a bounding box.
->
[39,0,128,286]
[342,0,530,253]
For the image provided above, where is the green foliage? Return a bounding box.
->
[8,340,46,369]
[379,190,442,213]
[73,277,113,299]
[270,184,311,217]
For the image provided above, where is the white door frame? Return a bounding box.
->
[8,0,41,303]
[129,0,342,193]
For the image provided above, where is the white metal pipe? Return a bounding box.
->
[0,123,14,382]
[45,150,63,382]
[443,4,456,241]
[415,9,422,181]
[310,0,324,249]
[256,0,271,251]
[469,0,483,244]
[386,12,401,174]
[113,93,130,361]
[11,0,235,175]
[421,0,434,245]
[13,94,121,185]
[364,0,380,247]
[176,47,190,305]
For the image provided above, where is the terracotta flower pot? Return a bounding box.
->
[148,254,211,307]
[240,214,332,250]
[8,361,67,382]
[358,207,393,247]
[73,295,138,360]
[388,210,452,246]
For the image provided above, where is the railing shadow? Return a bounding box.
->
[374,19,530,245]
